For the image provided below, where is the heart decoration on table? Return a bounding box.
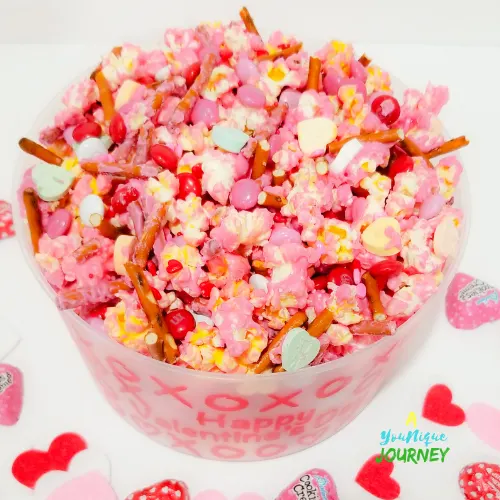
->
[0,200,15,239]
[126,478,189,500]
[459,462,500,499]
[194,492,264,500]
[446,273,500,329]
[422,384,465,426]
[355,454,400,500]
[0,364,23,426]
[275,468,339,500]
[467,403,500,451]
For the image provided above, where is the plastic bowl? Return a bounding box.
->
[12,65,470,461]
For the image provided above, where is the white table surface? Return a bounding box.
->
[0,43,499,500]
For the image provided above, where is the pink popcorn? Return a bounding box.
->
[219,101,269,134]
[164,28,201,54]
[315,218,358,265]
[62,79,99,112]
[207,252,251,288]
[436,155,463,200]
[365,65,392,95]
[201,65,239,101]
[199,150,239,204]
[257,58,304,105]
[285,91,337,129]
[316,40,355,76]
[326,284,363,325]
[168,193,209,246]
[135,49,167,81]
[101,44,142,90]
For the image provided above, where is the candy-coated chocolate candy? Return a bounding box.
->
[388,155,414,179]
[165,309,196,340]
[79,194,105,227]
[151,287,162,301]
[113,235,135,275]
[72,122,101,142]
[184,62,201,88]
[350,59,367,82]
[362,217,401,256]
[420,194,446,219]
[269,226,301,245]
[371,94,401,126]
[109,113,127,144]
[297,117,337,156]
[155,65,171,82]
[191,98,219,127]
[229,178,260,210]
[327,267,354,286]
[249,273,269,292]
[192,312,214,327]
[146,260,157,276]
[166,259,183,273]
[237,84,266,108]
[75,137,108,161]
[110,186,139,214]
[369,259,404,278]
[114,80,141,109]
[150,144,178,171]
[32,162,75,202]
[46,209,72,239]
[235,57,259,84]
[177,173,202,200]
[312,275,329,290]
[191,163,203,179]
[211,125,250,153]
[282,327,321,372]
[323,69,343,96]
[199,281,215,298]
[329,138,363,174]
[279,89,301,109]
[434,218,459,258]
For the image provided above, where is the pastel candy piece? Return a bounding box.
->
[329,138,364,174]
[419,194,446,219]
[46,471,117,500]
[211,126,250,153]
[297,117,337,156]
[191,98,219,127]
[434,218,459,257]
[235,57,260,83]
[237,84,266,108]
[79,194,105,227]
[362,217,401,256]
[113,235,135,275]
[100,135,113,150]
[276,468,339,500]
[114,79,141,109]
[192,313,214,327]
[46,209,72,239]
[230,179,260,210]
[32,162,75,202]
[249,274,269,292]
[281,327,320,372]
[75,137,108,161]
[279,89,301,109]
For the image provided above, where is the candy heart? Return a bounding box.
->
[32,162,75,202]
[297,117,337,156]
[356,455,400,500]
[125,478,189,500]
[467,403,500,451]
[12,432,87,488]
[0,200,14,239]
[79,194,105,227]
[75,137,108,161]
[211,126,250,153]
[445,273,500,329]
[0,364,23,426]
[281,328,320,372]
[422,384,465,426]
[361,217,401,257]
[114,80,142,109]
[276,468,339,500]
[329,138,363,174]
[459,462,500,499]
[46,471,117,500]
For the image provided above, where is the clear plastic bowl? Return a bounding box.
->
[12,68,470,461]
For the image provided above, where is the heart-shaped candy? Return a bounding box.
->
[297,117,337,156]
[356,454,400,500]
[361,217,401,257]
[276,469,339,500]
[32,162,75,202]
[467,403,500,451]
[0,363,23,426]
[46,471,117,500]
[422,384,465,426]
[459,462,500,499]
[211,126,250,153]
[125,478,189,500]
[281,328,320,372]
[446,273,500,329]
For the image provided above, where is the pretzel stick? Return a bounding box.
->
[252,260,268,274]
[328,128,404,155]
[425,136,469,159]
[23,189,42,253]
[125,262,178,363]
[144,332,165,361]
[401,136,433,168]
[273,366,285,373]
[94,70,115,122]
[258,192,286,208]
[307,309,335,338]
[97,219,128,240]
[358,54,371,67]
[306,57,322,91]
[56,280,129,310]
[251,141,270,179]
[81,162,161,179]
[362,272,387,321]
[253,312,308,373]
[350,320,396,335]
[152,93,163,110]
[73,239,101,262]
[272,169,286,186]
[132,202,168,268]
[19,138,63,166]
[256,43,303,62]
[239,7,260,37]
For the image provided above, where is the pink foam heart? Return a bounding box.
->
[445,273,500,329]
[0,363,23,426]
[467,403,500,451]
[46,471,117,500]
[194,491,264,500]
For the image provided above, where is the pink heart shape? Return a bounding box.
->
[0,363,23,426]
[46,471,117,500]
[467,403,500,451]
[446,273,500,329]
[194,491,264,500]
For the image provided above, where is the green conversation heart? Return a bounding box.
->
[281,327,321,372]
[32,162,75,202]
[211,125,250,153]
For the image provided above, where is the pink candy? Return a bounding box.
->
[229,179,260,210]
[420,194,446,219]
[46,209,72,239]
[279,89,301,109]
[269,226,302,245]
[191,98,219,126]
[237,84,266,108]
[235,57,260,83]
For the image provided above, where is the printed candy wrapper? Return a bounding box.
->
[276,469,339,500]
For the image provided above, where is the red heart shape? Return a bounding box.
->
[356,454,400,500]
[11,432,87,489]
[459,462,500,499]
[422,384,465,426]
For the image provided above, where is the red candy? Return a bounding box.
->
[150,144,178,171]
[184,62,201,88]
[126,478,190,500]
[110,186,139,214]
[72,122,101,142]
[176,290,194,305]
[327,267,354,286]
[312,275,329,290]
[166,259,183,273]
[388,155,414,180]
[191,163,203,179]
[459,462,500,500]
[165,309,196,340]
[109,113,127,144]
[369,259,404,278]
[371,95,401,126]
[199,281,215,298]
[151,287,162,301]
[219,44,233,61]
[177,173,202,200]
[273,212,287,223]
[146,260,157,276]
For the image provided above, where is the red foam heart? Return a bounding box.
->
[12,433,87,489]
[459,462,500,499]
[355,454,400,500]
[422,384,465,426]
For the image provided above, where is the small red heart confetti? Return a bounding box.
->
[459,462,500,499]
[12,433,87,488]
[0,200,14,240]
[166,259,183,273]
[125,479,189,500]
[0,364,23,426]
[356,454,400,499]
[422,384,465,426]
